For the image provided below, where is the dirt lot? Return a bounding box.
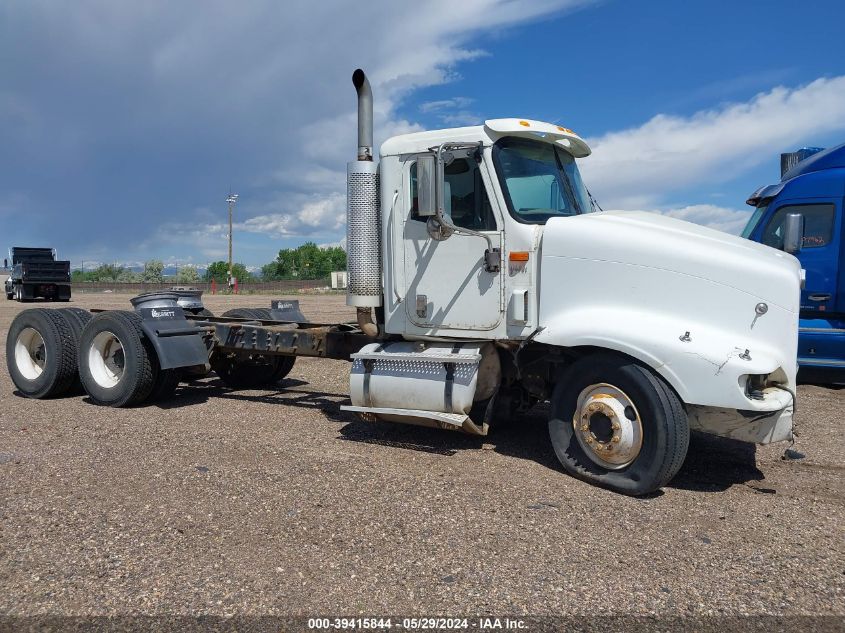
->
[0,293,843,619]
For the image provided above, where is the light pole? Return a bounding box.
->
[226,193,239,287]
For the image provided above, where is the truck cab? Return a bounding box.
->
[356,109,801,496]
[378,120,593,341]
[742,144,845,382]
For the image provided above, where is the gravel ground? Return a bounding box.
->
[0,293,843,619]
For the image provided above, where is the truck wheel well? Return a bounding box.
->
[500,343,684,410]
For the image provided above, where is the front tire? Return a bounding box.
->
[548,353,689,496]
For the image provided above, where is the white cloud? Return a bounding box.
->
[419,97,474,113]
[318,237,347,250]
[663,204,751,235]
[2,0,593,264]
[607,205,752,236]
[419,97,481,126]
[581,76,845,210]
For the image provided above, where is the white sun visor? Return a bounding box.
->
[483,118,591,157]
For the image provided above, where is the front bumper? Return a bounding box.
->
[686,388,794,444]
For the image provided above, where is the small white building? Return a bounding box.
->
[330,271,348,289]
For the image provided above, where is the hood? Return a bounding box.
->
[542,211,801,312]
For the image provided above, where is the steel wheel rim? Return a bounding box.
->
[88,331,125,389]
[15,327,46,380]
[572,383,643,469]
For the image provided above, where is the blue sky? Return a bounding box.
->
[2,0,845,271]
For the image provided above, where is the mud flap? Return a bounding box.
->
[270,299,307,322]
[137,307,210,370]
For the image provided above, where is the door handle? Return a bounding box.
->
[808,294,831,302]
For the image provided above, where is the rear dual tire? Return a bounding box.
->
[211,352,294,389]
[212,308,296,389]
[6,309,79,398]
[78,311,179,407]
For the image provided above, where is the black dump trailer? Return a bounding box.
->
[4,247,71,302]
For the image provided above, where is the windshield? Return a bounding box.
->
[492,137,593,224]
[740,203,768,239]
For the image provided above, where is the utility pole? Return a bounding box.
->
[226,193,239,287]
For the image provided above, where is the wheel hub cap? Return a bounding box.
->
[89,331,125,388]
[573,383,643,469]
[15,327,46,380]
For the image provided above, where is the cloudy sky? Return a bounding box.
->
[2,0,844,270]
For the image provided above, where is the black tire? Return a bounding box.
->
[6,308,79,398]
[248,308,273,320]
[214,309,295,388]
[192,308,214,318]
[54,308,93,392]
[211,352,295,389]
[269,355,295,381]
[77,311,157,407]
[548,353,689,496]
[221,308,261,320]
[148,368,180,402]
[59,307,93,332]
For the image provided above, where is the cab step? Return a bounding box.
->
[341,405,488,436]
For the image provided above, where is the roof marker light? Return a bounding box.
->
[519,120,531,127]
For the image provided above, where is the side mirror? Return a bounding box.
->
[783,213,804,254]
[416,155,436,217]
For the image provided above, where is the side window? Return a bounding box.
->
[762,203,835,249]
[409,159,497,230]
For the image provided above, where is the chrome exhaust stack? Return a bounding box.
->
[346,69,381,335]
[353,69,373,162]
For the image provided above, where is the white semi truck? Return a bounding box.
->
[5,70,801,495]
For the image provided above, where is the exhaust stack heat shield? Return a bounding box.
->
[346,160,381,308]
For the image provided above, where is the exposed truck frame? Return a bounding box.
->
[4,70,802,496]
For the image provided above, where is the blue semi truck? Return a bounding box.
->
[742,143,845,382]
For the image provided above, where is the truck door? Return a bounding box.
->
[402,154,503,333]
[758,201,840,312]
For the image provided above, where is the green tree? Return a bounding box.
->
[262,243,346,280]
[89,263,124,281]
[143,259,165,283]
[260,262,281,280]
[117,269,142,283]
[176,264,200,284]
[204,261,253,284]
